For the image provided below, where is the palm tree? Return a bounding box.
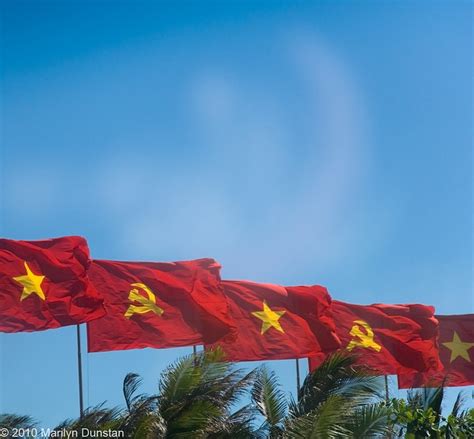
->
[7,349,470,438]
[48,350,390,438]
[53,348,258,438]
[151,347,257,437]
[251,352,389,438]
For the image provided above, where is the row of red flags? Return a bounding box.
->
[0,236,472,388]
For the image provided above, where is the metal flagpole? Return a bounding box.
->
[76,324,84,419]
[384,375,389,402]
[295,359,301,399]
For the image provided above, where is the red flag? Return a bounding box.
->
[308,301,441,375]
[206,280,341,361]
[398,314,474,388]
[87,258,235,352]
[0,236,105,332]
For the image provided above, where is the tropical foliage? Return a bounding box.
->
[388,387,474,438]
[1,350,472,438]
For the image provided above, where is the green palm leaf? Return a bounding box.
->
[123,373,144,413]
[54,403,122,432]
[298,352,383,415]
[285,394,352,438]
[251,366,287,436]
[157,348,258,437]
[0,414,36,430]
[344,402,390,438]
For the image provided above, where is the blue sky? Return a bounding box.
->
[1,0,472,428]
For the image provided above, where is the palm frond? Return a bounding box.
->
[206,404,258,438]
[285,394,352,438]
[407,386,444,418]
[251,366,287,435]
[158,354,202,418]
[297,352,383,415]
[118,395,161,438]
[451,391,467,417]
[165,399,223,437]
[220,369,258,409]
[157,349,258,437]
[343,402,390,438]
[0,414,36,430]
[123,372,144,413]
[54,403,123,432]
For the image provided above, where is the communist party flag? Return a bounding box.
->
[308,301,442,375]
[0,236,105,332]
[86,258,235,352]
[398,314,474,388]
[205,280,341,361]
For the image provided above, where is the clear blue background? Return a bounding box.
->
[1,0,472,428]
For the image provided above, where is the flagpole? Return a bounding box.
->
[384,375,389,403]
[295,359,301,399]
[76,324,84,419]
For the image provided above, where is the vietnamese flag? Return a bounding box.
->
[0,236,105,332]
[206,280,341,361]
[308,301,442,375]
[398,314,474,388]
[87,258,235,352]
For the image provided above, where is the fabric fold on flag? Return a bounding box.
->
[206,280,341,361]
[398,314,474,388]
[308,300,442,375]
[0,236,105,332]
[87,258,235,352]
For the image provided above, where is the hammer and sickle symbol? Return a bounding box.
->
[346,319,382,352]
[124,282,164,319]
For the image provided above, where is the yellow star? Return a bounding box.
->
[442,331,474,363]
[13,261,46,301]
[251,301,286,335]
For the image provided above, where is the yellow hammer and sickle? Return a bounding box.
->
[124,283,164,319]
[347,319,382,352]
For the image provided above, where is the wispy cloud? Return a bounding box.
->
[97,32,380,280]
[4,30,390,283]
